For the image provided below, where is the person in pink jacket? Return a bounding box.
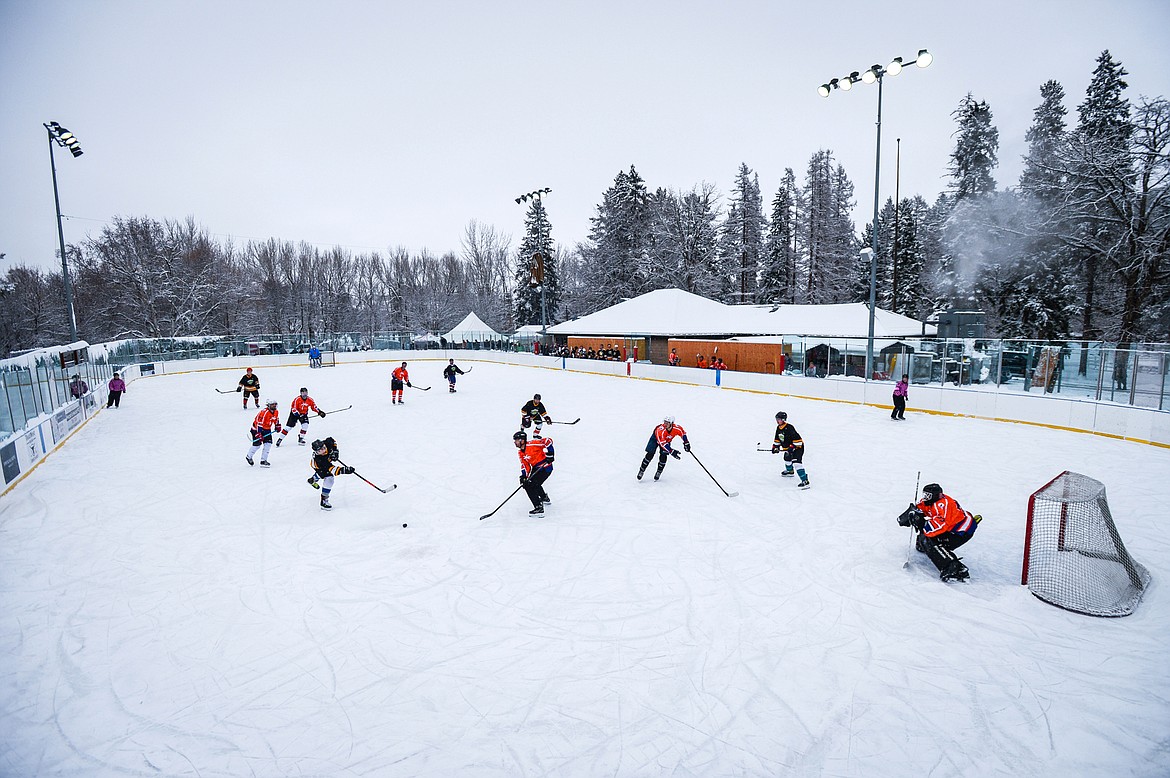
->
[107,372,127,408]
[891,373,908,420]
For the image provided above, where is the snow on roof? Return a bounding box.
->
[546,288,934,338]
[444,312,501,340]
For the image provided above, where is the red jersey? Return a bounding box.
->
[290,395,319,416]
[252,407,281,432]
[392,366,409,383]
[653,423,688,451]
[518,436,554,476]
[915,494,976,537]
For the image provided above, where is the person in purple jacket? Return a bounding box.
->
[891,373,908,420]
[107,372,127,408]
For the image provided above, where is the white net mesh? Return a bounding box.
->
[1023,471,1150,617]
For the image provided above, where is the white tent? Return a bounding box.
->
[546,288,933,339]
[443,312,502,342]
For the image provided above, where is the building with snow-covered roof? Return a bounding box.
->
[546,288,934,375]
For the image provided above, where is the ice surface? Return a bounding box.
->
[1,360,1167,776]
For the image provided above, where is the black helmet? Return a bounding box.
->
[534,393,541,401]
[312,439,326,451]
[513,430,527,442]
[922,483,943,504]
[776,411,787,422]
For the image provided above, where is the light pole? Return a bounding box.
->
[44,121,84,342]
[818,49,931,380]
[515,187,552,344]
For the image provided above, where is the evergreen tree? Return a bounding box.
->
[760,169,801,304]
[801,152,857,304]
[648,184,721,297]
[512,198,557,326]
[1016,79,1077,339]
[1070,50,1133,354]
[719,163,767,304]
[948,93,1000,202]
[580,166,651,313]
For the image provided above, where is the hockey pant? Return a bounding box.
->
[918,531,973,572]
[248,428,275,460]
[521,467,551,508]
[642,436,673,477]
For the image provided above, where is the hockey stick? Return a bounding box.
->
[216,388,238,394]
[756,442,773,452]
[479,483,525,520]
[320,405,352,414]
[903,471,921,569]
[463,366,473,374]
[688,451,738,498]
[336,459,397,493]
[548,418,581,425]
[409,384,431,391]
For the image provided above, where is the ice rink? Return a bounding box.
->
[2,359,1167,776]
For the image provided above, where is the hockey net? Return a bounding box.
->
[1022,471,1150,617]
[315,351,336,368]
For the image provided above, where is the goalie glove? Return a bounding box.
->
[897,504,924,528]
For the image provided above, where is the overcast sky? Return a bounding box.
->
[2,0,1168,273]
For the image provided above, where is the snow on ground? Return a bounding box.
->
[1,359,1167,776]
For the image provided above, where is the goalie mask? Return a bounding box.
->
[922,483,943,505]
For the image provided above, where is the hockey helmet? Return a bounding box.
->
[776,411,788,422]
[246,367,253,373]
[312,439,326,452]
[663,415,675,426]
[513,430,528,447]
[533,393,541,401]
[299,387,308,394]
[265,398,277,408]
[922,483,943,504]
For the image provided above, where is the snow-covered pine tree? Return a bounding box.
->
[1015,79,1078,340]
[512,198,558,327]
[760,169,801,304]
[648,184,721,297]
[1069,51,1133,353]
[940,94,1000,311]
[719,163,767,305]
[948,93,1000,202]
[579,166,651,314]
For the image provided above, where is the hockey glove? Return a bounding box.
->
[670,449,681,460]
[407,382,412,387]
[771,444,780,454]
[543,415,552,424]
[340,466,355,475]
[519,473,528,484]
[318,410,326,417]
[307,476,320,489]
[236,386,242,392]
[683,441,691,452]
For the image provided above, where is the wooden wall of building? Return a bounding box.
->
[668,339,792,373]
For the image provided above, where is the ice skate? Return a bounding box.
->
[246,455,254,466]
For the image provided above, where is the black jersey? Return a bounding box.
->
[521,400,548,420]
[774,423,804,452]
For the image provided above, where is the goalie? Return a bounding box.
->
[898,483,981,582]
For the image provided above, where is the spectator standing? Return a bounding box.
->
[69,374,89,399]
[106,372,126,408]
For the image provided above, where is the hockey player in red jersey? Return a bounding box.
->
[391,362,411,405]
[246,399,282,466]
[514,430,554,516]
[898,483,981,581]
[277,387,325,447]
[638,415,690,481]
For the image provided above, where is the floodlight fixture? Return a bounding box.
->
[916,49,932,67]
[44,121,85,340]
